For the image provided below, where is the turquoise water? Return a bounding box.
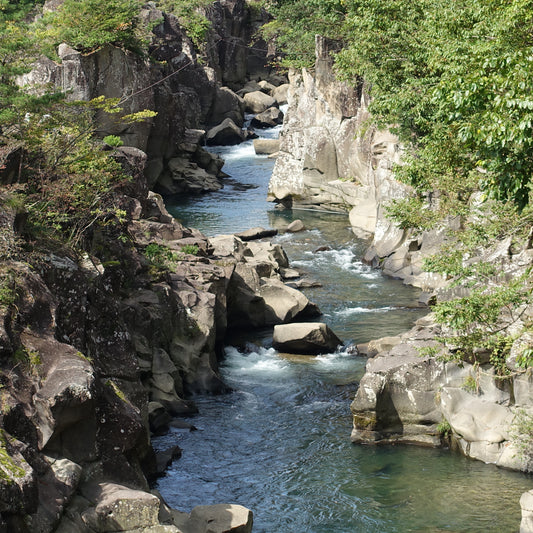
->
[158,132,531,532]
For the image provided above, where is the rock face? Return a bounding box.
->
[273,322,342,354]
[22,0,272,198]
[1,140,315,529]
[268,36,447,291]
[351,241,533,472]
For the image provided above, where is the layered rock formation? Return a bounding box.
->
[350,223,533,472]
[20,0,275,199]
[268,36,446,291]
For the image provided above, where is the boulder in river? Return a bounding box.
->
[174,503,253,533]
[243,91,278,114]
[250,107,284,128]
[273,322,342,354]
[253,138,280,155]
[235,227,278,241]
[287,219,306,232]
[206,118,245,146]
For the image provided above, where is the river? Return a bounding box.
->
[155,124,531,532]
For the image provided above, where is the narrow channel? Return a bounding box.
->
[155,126,531,532]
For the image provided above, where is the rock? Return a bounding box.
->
[243,91,278,114]
[235,227,278,241]
[279,267,300,280]
[81,482,161,532]
[30,456,82,533]
[521,491,533,533]
[176,504,253,533]
[250,107,284,128]
[259,278,320,324]
[206,119,245,146]
[209,86,245,127]
[0,434,36,514]
[238,80,262,95]
[148,402,171,434]
[272,83,290,105]
[258,80,276,94]
[287,219,305,232]
[366,336,402,357]
[273,322,342,354]
[155,445,182,476]
[253,139,280,155]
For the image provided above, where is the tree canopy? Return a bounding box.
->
[265,0,533,210]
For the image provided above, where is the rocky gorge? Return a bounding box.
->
[268,31,533,530]
[1,0,533,531]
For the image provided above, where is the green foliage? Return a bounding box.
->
[462,374,479,394]
[431,272,531,371]
[156,0,212,49]
[0,269,20,308]
[436,418,452,439]
[268,0,533,209]
[517,348,533,369]
[37,0,151,56]
[103,135,124,148]
[510,409,533,461]
[180,244,199,255]
[262,0,346,68]
[144,243,178,271]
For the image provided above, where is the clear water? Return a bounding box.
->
[158,128,531,532]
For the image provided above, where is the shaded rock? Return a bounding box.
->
[81,482,160,532]
[148,402,171,434]
[206,119,245,146]
[253,138,280,155]
[30,456,82,533]
[243,91,277,114]
[235,227,278,241]
[250,107,284,128]
[155,445,182,476]
[0,433,36,514]
[258,80,276,94]
[208,86,245,127]
[287,219,305,232]
[273,322,342,355]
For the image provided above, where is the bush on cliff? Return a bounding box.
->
[38,0,152,56]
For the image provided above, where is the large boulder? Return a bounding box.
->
[206,119,245,146]
[250,107,284,128]
[259,278,320,325]
[81,482,161,532]
[243,91,278,114]
[272,83,290,105]
[208,86,245,127]
[273,322,342,354]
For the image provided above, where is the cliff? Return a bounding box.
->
[268,36,447,292]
